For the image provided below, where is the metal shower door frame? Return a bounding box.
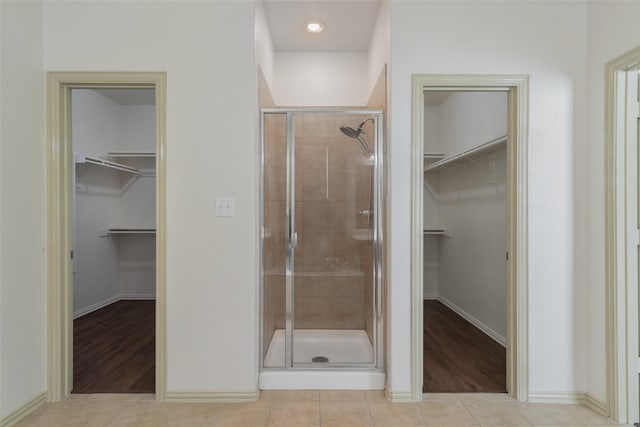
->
[260,108,385,371]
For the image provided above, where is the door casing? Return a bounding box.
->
[605,46,640,424]
[410,74,529,401]
[46,72,167,401]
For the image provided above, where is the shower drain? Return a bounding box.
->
[311,356,329,363]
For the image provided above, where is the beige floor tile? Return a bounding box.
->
[457,393,514,403]
[154,402,226,426]
[562,404,619,426]
[54,400,134,427]
[207,400,272,426]
[261,390,320,401]
[421,394,462,402]
[16,392,630,427]
[514,403,584,426]
[367,401,425,426]
[268,401,320,426]
[320,390,366,401]
[417,400,479,426]
[320,401,373,426]
[107,402,171,427]
[13,405,62,427]
[463,401,532,426]
[363,390,387,401]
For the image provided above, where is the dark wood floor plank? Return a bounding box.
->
[423,300,506,393]
[73,300,155,393]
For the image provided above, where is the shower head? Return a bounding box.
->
[339,118,374,155]
[340,126,361,139]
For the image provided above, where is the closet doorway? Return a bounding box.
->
[46,72,167,401]
[410,75,529,401]
[422,91,507,392]
[71,88,157,393]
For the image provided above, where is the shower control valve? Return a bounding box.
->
[358,209,372,217]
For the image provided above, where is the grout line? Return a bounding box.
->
[458,398,483,427]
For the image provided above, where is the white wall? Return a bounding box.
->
[438,92,507,154]
[423,106,441,298]
[586,0,640,404]
[367,1,390,97]
[255,0,275,96]
[44,0,258,393]
[273,52,369,106]
[437,149,507,342]
[115,104,156,299]
[72,90,122,314]
[0,0,46,419]
[389,1,588,396]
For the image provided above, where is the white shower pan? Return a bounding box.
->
[260,329,385,390]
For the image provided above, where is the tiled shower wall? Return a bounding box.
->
[262,113,375,359]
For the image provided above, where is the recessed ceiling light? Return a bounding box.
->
[306,22,325,33]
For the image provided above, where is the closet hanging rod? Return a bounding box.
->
[424,135,507,172]
[75,154,141,175]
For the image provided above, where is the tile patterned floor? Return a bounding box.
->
[14,391,626,426]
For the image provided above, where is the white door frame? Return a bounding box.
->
[410,74,529,401]
[46,72,167,401]
[605,46,640,424]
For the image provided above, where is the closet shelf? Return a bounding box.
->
[424,135,507,172]
[424,228,452,238]
[107,152,156,177]
[101,227,156,237]
[75,154,141,175]
[108,151,156,159]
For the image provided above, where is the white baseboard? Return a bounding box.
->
[165,390,259,403]
[73,294,156,319]
[423,293,438,300]
[385,390,415,402]
[528,391,607,416]
[437,295,506,347]
[584,394,608,416]
[119,293,155,300]
[0,392,47,427]
[73,295,120,319]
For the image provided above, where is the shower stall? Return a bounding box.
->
[259,109,385,389]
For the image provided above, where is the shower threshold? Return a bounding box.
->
[260,329,384,390]
[264,329,373,367]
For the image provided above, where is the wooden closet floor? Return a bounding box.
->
[423,300,506,393]
[73,300,155,393]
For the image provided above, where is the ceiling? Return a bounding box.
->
[93,89,155,106]
[263,0,381,52]
[424,92,453,106]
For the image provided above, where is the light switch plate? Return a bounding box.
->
[215,197,235,217]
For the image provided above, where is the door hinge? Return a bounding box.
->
[70,250,74,260]
[506,251,509,261]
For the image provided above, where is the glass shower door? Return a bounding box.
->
[290,112,378,367]
[261,110,383,369]
[261,112,287,368]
